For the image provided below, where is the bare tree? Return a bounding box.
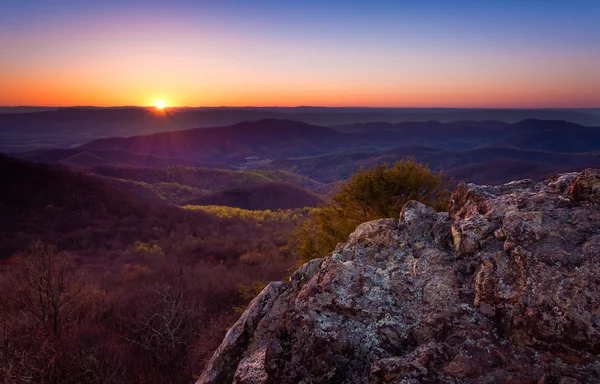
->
[105,256,196,382]
[143,283,192,356]
[5,240,81,336]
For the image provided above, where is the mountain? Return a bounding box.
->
[330,120,510,133]
[77,118,600,165]
[184,183,324,210]
[199,170,600,383]
[79,119,352,163]
[332,120,511,150]
[74,119,600,166]
[478,119,600,152]
[11,117,600,186]
[3,107,600,154]
[254,145,600,183]
[334,119,600,151]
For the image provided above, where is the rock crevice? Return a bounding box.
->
[199,170,600,384]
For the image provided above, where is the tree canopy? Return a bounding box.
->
[291,159,450,262]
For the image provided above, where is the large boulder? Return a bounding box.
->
[199,170,600,384]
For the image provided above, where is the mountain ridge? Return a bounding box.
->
[75,118,600,162]
[3,108,600,153]
[15,117,600,188]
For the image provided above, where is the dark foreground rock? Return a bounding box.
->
[198,170,600,384]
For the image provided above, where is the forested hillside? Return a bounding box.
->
[0,155,302,262]
[0,154,309,382]
[86,165,325,204]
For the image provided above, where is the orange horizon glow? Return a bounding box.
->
[1,69,599,109]
[2,84,599,109]
[2,3,599,109]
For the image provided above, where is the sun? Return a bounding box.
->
[154,100,167,110]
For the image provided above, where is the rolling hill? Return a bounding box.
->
[0,154,309,261]
[252,145,600,184]
[75,118,600,165]
[0,154,214,258]
[78,165,325,205]
[9,117,600,187]
[79,119,353,163]
[88,165,323,193]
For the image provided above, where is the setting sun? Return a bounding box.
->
[154,100,167,110]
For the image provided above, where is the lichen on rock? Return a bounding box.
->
[198,169,600,384]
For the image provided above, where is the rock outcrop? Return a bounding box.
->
[199,170,600,384]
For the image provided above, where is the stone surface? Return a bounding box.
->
[199,170,600,384]
[197,281,287,384]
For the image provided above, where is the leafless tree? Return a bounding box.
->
[5,240,82,336]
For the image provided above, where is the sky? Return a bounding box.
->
[1,0,599,108]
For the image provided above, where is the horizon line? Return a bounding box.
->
[1,105,599,110]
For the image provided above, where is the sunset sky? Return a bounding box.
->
[1,0,599,108]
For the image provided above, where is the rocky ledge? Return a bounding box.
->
[199,170,600,384]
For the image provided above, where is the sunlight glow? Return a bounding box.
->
[154,100,167,110]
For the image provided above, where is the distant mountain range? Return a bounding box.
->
[256,144,600,183]
[20,118,590,165]
[5,114,600,202]
[2,106,600,153]
[78,119,350,163]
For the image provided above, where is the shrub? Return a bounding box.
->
[291,159,450,262]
